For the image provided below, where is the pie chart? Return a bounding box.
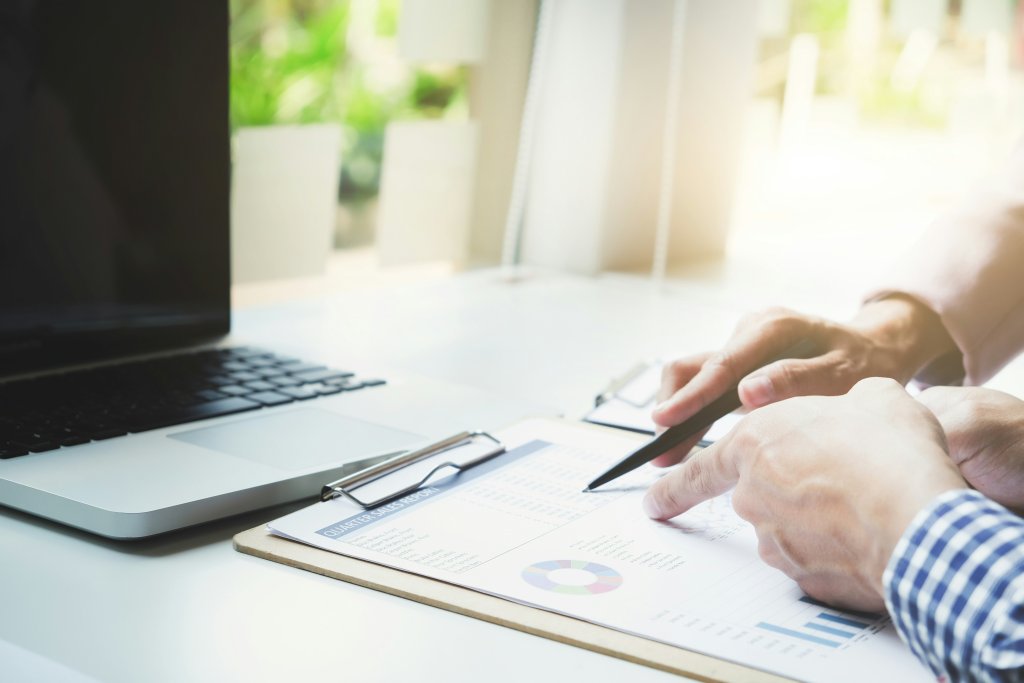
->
[521,559,623,595]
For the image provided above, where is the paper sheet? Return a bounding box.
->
[268,419,930,683]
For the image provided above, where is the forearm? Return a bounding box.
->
[884,490,1024,682]
[867,142,1024,386]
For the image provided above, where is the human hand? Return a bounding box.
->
[643,378,968,611]
[651,297,957,467]
[918,386,1024,514]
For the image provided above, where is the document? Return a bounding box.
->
[269,419,930,683]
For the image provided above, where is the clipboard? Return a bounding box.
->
[585,362,745,446]
[233,525,788,683]
[584,362,662,435]
[233,420,792,683]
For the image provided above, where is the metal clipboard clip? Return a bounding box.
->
[594,361,658,408]
[319,431,506,509]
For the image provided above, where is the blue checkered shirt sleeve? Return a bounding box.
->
[883,489,1024,682]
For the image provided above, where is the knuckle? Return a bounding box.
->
[756,535,784,569]
[730,488,757,521]
[736,306,796,333]
[682,461,716,497]
[704,352,741,386]
[853,376,901,394]
[768,361,800,393]
[741,405,778,435]
[774,532,810,569]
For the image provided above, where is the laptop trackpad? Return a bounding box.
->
[169,408,423,471]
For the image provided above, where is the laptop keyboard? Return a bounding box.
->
[0,347,385,460]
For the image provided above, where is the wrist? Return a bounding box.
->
[850,295,957,384]
[869,476,968,599]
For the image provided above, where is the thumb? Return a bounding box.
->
[738,353,851,408]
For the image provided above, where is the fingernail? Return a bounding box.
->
[741,375,775,406]
[642,494,662,519]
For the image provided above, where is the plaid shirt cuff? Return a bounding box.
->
[883,489,1024,683]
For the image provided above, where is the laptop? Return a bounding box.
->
[0,2,549,539]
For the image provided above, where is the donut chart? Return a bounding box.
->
[521,560,623,595]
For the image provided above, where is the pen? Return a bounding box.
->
[583,339,817,491]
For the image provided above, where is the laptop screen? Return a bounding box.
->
[0,1,229,376]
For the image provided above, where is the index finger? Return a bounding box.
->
[642,432,741,520]
[652,317,808,429]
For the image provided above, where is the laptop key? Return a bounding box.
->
[277,386,319,400]
[247,391,294,406]
[277,362,325,374]
[218,385,254,396]
[292,368,353,384]
[124,397,261,432]
[243,380,277,392]
[10,439,60,453]
[92,428,128,441]
[229,371,261,382]
[0,448,29,459]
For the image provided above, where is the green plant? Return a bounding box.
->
[230,0,350,127]
[230,0,469,203]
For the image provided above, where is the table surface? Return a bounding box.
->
[5,264,1022,683]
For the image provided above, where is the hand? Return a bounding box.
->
[918,386,1024,513]
[643,378,968,611]
[651,297,958,467]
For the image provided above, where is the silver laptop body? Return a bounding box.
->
[0,2,548,538]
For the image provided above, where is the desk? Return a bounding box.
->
[4,266,1023,682]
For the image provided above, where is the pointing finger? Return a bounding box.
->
[642,434,741,520]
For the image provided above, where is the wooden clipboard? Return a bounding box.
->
[234,524,793,683]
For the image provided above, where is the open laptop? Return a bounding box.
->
[0,2,548,539]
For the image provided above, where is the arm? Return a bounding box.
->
[653,142,1024,463]
[885,490,1024,682]
[867,142,1024,386]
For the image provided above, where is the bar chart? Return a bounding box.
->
[756,596,879,649]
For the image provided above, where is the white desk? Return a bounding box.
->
[4,267,1021,682]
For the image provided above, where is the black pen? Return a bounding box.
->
[583,339,817,491]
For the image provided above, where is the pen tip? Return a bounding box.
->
[582,486,592,493]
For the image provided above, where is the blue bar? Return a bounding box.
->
[818,612,871,630]
[756,622,841,648]
[805,622,856,639]
[799,595,828,608]
[799,596,881,621]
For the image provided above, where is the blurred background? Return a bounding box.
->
[229,0,1024,289]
